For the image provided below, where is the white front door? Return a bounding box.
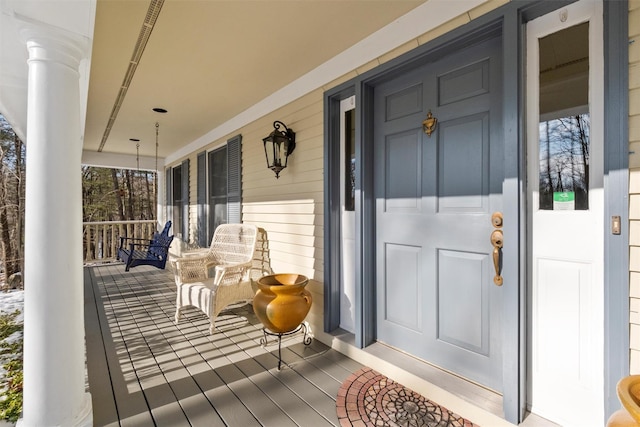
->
[526,1,604,425]
[340,96,356,333]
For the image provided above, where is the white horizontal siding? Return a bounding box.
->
[243,94,324,279]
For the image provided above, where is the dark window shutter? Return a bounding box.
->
[196,151,207,247]
[227,134,242,224]
[165,168,172,223]
[181,158,190,243]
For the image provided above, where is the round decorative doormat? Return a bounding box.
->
[336,367,478,427]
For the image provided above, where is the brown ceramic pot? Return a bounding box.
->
[252,274,312,333]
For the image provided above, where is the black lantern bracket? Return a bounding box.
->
[263,120,296,178]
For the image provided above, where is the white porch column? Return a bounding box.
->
[18,20,92,427]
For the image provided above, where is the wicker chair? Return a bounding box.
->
[172,223,270,334]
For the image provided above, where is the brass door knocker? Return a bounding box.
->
[422,110,437,137]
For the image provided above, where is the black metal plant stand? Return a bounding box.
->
[260,321,313,370]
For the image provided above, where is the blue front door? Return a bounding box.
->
[374,35,504,392]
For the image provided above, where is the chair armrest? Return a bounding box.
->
[213,260,253,271]
[180,248,210,258]
[212,260,254,286]
[173,254,215,283]
[175,253,211,265]
[125,241,171,260]
[129,240,158,248]
[126,241,159,250]
[121,237,153,243]
[119,236,152,249]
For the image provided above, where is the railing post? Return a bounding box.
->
[101,225,107,260]
[82,220,157,264]
[84,225,92,261]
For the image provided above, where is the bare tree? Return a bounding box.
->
[0,115,24,279]
[111,169,124,221]
[539,114,590,210]
[144,171,153,219]
[124,170,134,220]
[0,147,17,276]
[13,133,23,275]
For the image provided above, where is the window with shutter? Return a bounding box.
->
[181,158,190,242]
[165,168,172,224]
[172,166,182,238]
[168,159,190,241]
[196,151,207,247]
[227,135,242,224]
[207,134,242,243]
[208,146,227,243]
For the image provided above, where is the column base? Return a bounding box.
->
[17,392,92,427]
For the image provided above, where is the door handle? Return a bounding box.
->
[491,230,503,286]
[491,212,503,286]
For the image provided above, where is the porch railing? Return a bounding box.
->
[83,220,158,264]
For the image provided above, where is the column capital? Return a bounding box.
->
[16,12,90,70]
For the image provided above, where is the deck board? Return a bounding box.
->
[256,356,340,423]
[193,368,260,426]
[234,358,335,427]
[84,269,120,427]
[85,264,360,426]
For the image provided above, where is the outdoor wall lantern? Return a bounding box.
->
[263,120,296,179]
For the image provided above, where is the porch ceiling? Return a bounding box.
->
[85,0,425,160]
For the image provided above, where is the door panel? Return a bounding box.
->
[439,59,489,105]
[384,243,422,331]
[385,83,423,120]
[375,36,503,392]
[438,114,489,212]
[534,258,592,386]
[385,130,423,212]
[437,249,490,355]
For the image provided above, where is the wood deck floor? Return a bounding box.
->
[84,264,362,427]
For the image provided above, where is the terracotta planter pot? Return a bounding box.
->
[252,274,312,333]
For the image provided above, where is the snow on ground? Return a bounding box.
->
[0,289,23,351]
[0,291,23,361]
[0,291,23,323]
[0,289,23,420]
